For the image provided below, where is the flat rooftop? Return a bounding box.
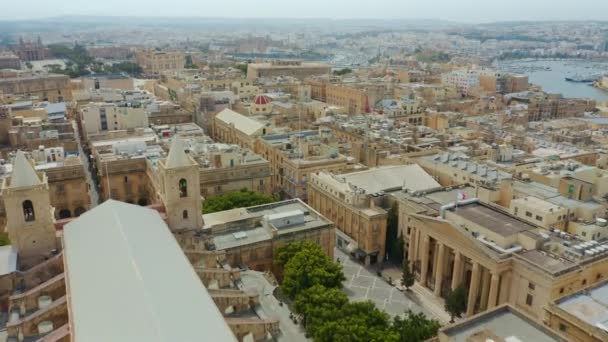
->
[339,164,440,194]
[205,199,332,250]
[518,250,575,274]
[556,281,608,334]
[441,305,565,342]
[450,202,536,237]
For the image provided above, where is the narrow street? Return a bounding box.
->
[72,120,100,208]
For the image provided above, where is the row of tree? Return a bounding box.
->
[46,43,143,78]
[276,242,441,342]
[202,188,278,214]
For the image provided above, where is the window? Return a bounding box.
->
[559,323,567,332]
[559,287,564,294]
[179,178,188,198]
[582,231,587,237]
[535,215,543,221]
[22,200,35,222]
[124,176,128,183]
[182,210,188,219]
[528,282,535,290]
[582,279,587,286]
[525,211,533,218]
[526,294,533,306]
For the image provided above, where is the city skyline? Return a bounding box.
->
[1,0,608,23]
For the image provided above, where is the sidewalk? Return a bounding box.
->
[381,265,451,324]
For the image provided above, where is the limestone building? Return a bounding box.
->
[397,187,608,320]
[246,61,330,81]
[198,199,335,274]
[544,280,608,342]
[0,74,70,102]
[255,130,351,201]
[135,49,185,74]
[308,165,440,264]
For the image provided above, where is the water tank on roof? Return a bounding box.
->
[596,218,608,227]
[37,321,54,335]
[38,295,52,309]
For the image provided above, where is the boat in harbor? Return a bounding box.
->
[565,76,595,83]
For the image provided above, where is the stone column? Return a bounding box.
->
[480,268,491,310]
[434,243,445,297]
[408,227,416,269]
[451,252,463,290]
[487,272,500,309]
[466,263,481,316]
[420,235,430,286]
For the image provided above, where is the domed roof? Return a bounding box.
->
[254,95,271,105]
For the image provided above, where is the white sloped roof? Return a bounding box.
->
[9,151,41,188]
[342,164,441,194]
[63,200,236,342]
[216,108,265,136]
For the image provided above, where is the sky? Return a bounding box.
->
[1,0,607,22]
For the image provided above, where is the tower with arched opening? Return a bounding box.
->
[158,137,203,231]
[1,151,58,266]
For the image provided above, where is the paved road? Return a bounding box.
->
[240,271,309,342]
[72,120,99,208]
[336,248,441,321]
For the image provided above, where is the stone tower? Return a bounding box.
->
[1,151,57,265]
[158,137,203,231]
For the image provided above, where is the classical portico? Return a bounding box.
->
[407,216,509,317]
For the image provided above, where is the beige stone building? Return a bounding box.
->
[199,199,335,274]
[0,74,70,102]
[246,61,330,81]
[544,280,608,342]
[398,188,608,320]
[438,304,568,342]
[80,103,148,137]
[308,165,440,264]
[136,49,185,74]
[212,108,269,150]
[255,130,351,201]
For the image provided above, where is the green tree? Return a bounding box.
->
[234,63,248,74]
[281,243,345,299]
[313,301,398,342]
[202,188,278,214]
[275,241,318,267]
[401,259,415,291]
[294,285,348,333]
[0,232,10,246]
[332,68,353,76]
[392,310,440,342]
[445,286,467,323]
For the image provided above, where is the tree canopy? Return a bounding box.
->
[445,286,467,323]
[277,242,440,342]
[333,68,353,76]
[401,259,415,290]
[202,188,278,214]
[281,243,345,299]
[392,310,441,342]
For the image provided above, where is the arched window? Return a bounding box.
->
[23,200,35,222]
[179,179,188,198]
[182,210,188,219]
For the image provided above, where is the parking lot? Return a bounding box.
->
[337,248,438,319]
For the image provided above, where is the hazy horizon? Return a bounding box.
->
[2,0,607,23]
